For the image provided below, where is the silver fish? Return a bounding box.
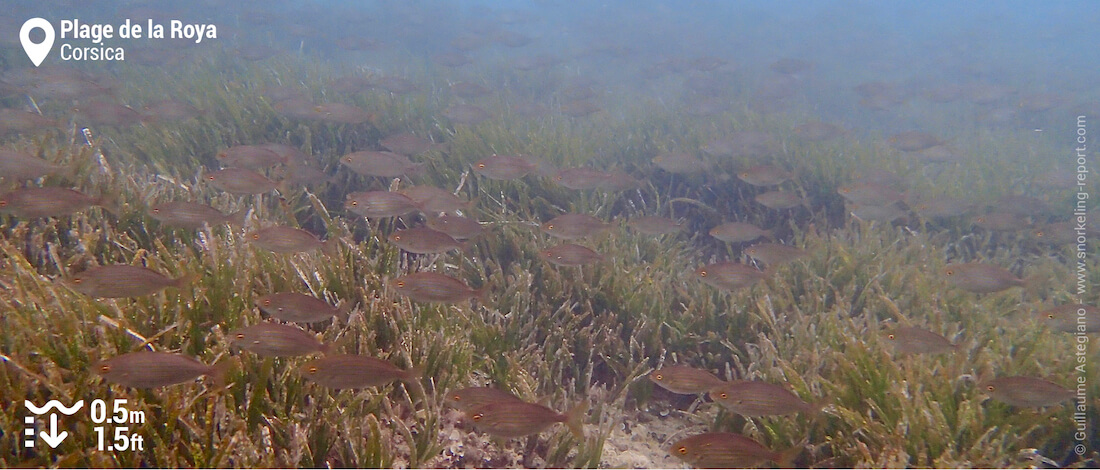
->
[466,401,585,438]
[206,168,278,194]
[149,201,243,229]
[345,191,421,218]
[388,227,465,254]
[980,376,1074,407]
[300,354,419,389]
[884,327,958,354]
[708,380,824,416]
[389,272,487,303]
[216,145,285,169]
[446,387,523,411]
[648,365,725,395]
[256,292,348,323]
[943,262,1026,293]
[695,262,766,291]
[0,187,110,218]
[472,155,538,180]
[68,265,195,298]
[247,226,333,254]
[340,150,423,177]
[671,432,799,469]
[96,351,221,388]
[230,322,328,357]
[540,243,604,266]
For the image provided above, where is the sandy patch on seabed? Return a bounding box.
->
[425,407,697,469]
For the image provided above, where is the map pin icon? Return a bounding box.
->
[20,18,55,67]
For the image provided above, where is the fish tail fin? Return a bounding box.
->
[321,238,341,257]
[95,195,122,216]
[207,358,234,390]
[226,209,248,227]
[275,179,292,196]
[406,364,425,381]
[335,301,356,323]
[564,401,587,439]
[775,443,804,468]
[403,365,427,399]
[318,342,332,355]
[172,272,201,289]
[472,285,490,303]
[1021,274,1043,297]
[762,229,775,240]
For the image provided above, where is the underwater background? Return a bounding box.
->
[0,0,1098,468]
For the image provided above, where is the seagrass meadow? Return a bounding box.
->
[1,1,1099,468]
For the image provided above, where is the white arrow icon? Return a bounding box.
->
[40,413,68,448]
[20,18,55,67]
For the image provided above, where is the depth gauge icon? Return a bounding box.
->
[24,400,85,449]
